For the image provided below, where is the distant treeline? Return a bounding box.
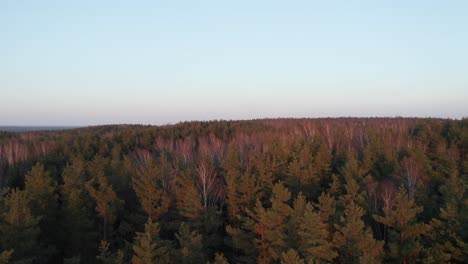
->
[0,126,79,132]
[0,118,466,263]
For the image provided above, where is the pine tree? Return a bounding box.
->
[223,144,243,222]
[0,189,41,263]
[132,220,170,264]
[132,158,170,221]
[340,155,365,207]
[297,202,336,262]
[225,218,257,263]
[287,193,307,250]
[209,252,229,264]
[86,157,120,240]
[374,189,427,264]
[97,240,124,264]
[62,158,95,259]
[333,202,383,264]
[280,249,304,264]
[176,168,204,221]
[249,182,292,263]
[24,163,58,218]
[425,172,467,263]
[315,192,336,226]
[285,142,319,198]
[23,163,59,260]
[175,222,205,264]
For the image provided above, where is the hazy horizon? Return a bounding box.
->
[2,1,467,125]
[0,115,465,128]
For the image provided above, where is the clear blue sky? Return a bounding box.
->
[1,0,467,125]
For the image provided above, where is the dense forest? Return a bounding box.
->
[0,118,466,264]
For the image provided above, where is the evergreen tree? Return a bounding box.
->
[96,240,124,264]
[176,169,203,221]
[223,145,243,223]
[333,202,383,264]
[23,163,59,260]
[425,172,467,263]
[280,249,304,264]
[132,159,170,221]
[132,220,170,264]
[61,158,96,259]
[86,157,120,240]
[315,192,336,227]
[175,222,205,264]
[249,182,292,263]
[285,142,319,198]
[24,163,58,218]
[297,202,336,262]
[0,189,41,263]
[340,155,365,207]
[209,252,229,264]
[225,218,257,263]
[375,189,427,264]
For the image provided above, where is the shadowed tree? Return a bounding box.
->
[333,201,383,264]
[175,222,205,264]
[298,201,337,262]
[132,156,170,221]
[250,182,292,263]
[86,157,120,241]
[0,189,41,263]
[96,240,124,264]
[375,189,427,264]
[24,163,59,261]
[176,169,204,221]
[280,249,304,264]
[24,163,58,218]
[132,220,170,264]
[209,252,229,264]
[61,158,96,260]
[425,172,467,263]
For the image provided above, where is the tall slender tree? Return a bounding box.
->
[333,202,383,264]
[0,189,41,263]
[375,189,427,264]
[132,157,169,221]
[86,157,120,240]
[132,220,170,264]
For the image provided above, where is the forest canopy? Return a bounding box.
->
[0,118,467,263]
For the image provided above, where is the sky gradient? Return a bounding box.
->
[1,0,467,125]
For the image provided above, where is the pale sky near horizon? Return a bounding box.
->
[1,0,467,125]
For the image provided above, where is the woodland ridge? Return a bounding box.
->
[0,118,466,263]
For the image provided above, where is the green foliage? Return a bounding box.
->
[297,201,336,262]
[280,249,304,264]
[62,158,96,259]
[175,222,205,264]
[132,159,169,221]
[132,220,170,264]
[0,118,465,263]
[425,172,467,263]
[0,189,41,263]
[97,240,124,264]
[24,163,58,217]
[209,252,229,264]
[176,169,203,221]
[333,202,383,263]
[375,190,427,263]
[86,157,120,240]
[250,182,292,263]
